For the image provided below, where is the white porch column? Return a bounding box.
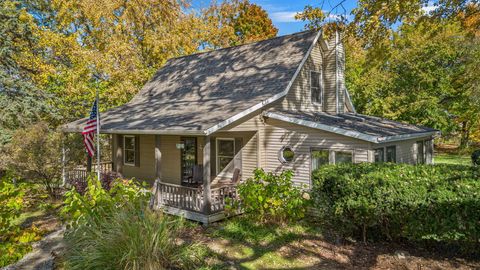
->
[202,136,211,215]
[155,135,162,180]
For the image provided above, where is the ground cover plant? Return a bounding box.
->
[0,174,62,267]
[311,163,480,254]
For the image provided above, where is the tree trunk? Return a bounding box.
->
[460,121,470,149]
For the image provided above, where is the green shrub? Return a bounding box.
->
[63,177,204,269]
[0,180,23,236]
[472,149,480,165]
[61,176,149,227]
[235,169,310,223]
[64,204,203,270]
[311,163,480,250]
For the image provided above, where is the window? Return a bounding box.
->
[310,71,322,104]
[311,149,329,171]
[374,148,384,163]
[124,135,136,165]
[279,146,295,163]
[216,138,235,173]
[334,151,353,164]
[416,140,425,164]
[386,146,396,163]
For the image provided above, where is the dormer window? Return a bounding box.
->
[310,71,322,104]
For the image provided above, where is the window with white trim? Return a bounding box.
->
[124,135,136,165]
[311,149,329,171]
[311,149,353,171]
[216,138,235,173]
[416,140,425,164]
[310,71,322,104]
[374,148,384,163]
[386,146,396,163]
[334,151,353,164]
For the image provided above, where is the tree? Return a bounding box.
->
[6,122,64,196]
[22,0,205,122]
[203,0,278,48]
[296,1,480,146]
[0,0,54,145]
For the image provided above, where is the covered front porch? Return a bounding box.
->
[64,131,257,223]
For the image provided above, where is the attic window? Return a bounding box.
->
[310,71,322,104]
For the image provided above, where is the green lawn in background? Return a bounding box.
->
[434,152,471,165]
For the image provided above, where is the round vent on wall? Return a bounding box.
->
[279,146,295,164]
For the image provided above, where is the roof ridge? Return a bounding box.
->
[169,30,318,61]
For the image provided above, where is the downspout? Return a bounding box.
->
[335,31,339,114]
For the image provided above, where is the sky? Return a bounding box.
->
[191,0,358,36]
[191,0,438,36]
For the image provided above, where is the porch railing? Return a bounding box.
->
[93,161,113,174]
[153,181,238,214]
[211,185,237,213]
[156,182,203,212]
[65,161,113,185]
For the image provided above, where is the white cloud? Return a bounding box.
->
[269,10,351,24]
[270,11,300,23]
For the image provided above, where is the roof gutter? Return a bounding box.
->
[377,131,441,143]
[61,126,205,136]
[264,111,379,143]
[204,30,323,136]
[264,112,441,144]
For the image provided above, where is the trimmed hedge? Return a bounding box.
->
[311,163,480,250]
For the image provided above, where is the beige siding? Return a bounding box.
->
[336,34,346,113]
[275,34,345,114]
[324,37,338,113]
[372,136,434,165]
[121,135,156,183]
[263,118,371,187]
[114,135,185,185]
[158,136,181,184]
[275,40,323,112]
[217,114,263,181]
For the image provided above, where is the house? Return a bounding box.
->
[62,30,439,223]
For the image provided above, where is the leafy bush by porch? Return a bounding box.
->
[311,163,480,251]
[61,176,149,227]
[234,169,310,223]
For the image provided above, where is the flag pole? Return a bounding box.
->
[96,88,101,181]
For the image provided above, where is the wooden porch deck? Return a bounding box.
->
[150,181,239,223]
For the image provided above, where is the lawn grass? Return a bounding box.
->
[194,217,480,270]
[434,152,472,165]
[201,218,332,269]
[12,209,46,227]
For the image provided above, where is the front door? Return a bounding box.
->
[180,137,197,183]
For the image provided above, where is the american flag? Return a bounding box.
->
[82,100,98,157]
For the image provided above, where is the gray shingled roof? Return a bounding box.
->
[63,31,319,134]
[265,110,439,143]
